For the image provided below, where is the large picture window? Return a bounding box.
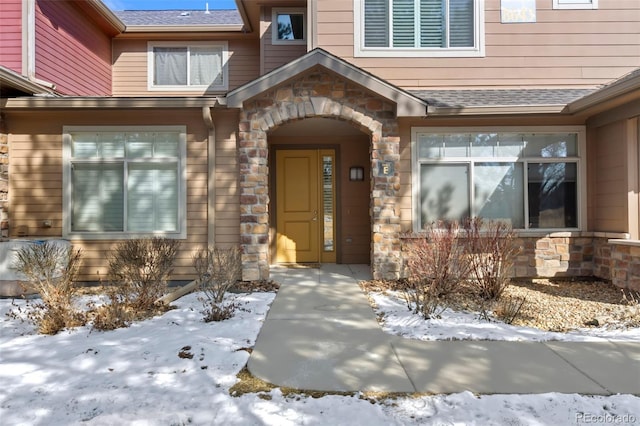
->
[412,128,585,231]
[148,42,228,91]
[355,0,484,57]
[63,126,187,239]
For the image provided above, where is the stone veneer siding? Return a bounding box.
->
[402,233,640,291]
[0,113,8,240]
[237,69,402,281]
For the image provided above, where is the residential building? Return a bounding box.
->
[1,0,639,290]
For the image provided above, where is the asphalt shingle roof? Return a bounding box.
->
[115,10,243,26]
[409,88,597,108]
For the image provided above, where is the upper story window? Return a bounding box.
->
[148,42,228,91]
[354,0,485,57]
[553,0,597,9]
[272,8,306,45]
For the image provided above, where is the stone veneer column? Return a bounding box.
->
[237,71,402,281]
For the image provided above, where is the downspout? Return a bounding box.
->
[202,106,216,248]
[22,0,56,90]
[22,0,35,78]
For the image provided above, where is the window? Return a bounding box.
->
[148,42,228,91]
[272,8,306,45]
[63,126,187,239]
[354,0,485,57]
[553,0,597,9]
[411,127,586,231]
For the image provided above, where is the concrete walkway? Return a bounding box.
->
[248,264,640,395]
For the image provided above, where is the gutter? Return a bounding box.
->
[123,25,244,33]
[427,104,568,116]
[566,70,640,114]
[2,97,222,109]
[0,66,57,96]
[87,0,127,33]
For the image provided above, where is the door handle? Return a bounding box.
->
[312,210,318,221]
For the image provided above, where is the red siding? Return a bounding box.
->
[35,0,111,95]
[0,0,23,73]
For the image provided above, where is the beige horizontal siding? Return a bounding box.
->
[112,38,260,96]
[316,0,640,89]
[7,109,212,282]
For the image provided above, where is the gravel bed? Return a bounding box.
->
[361,278,640,332]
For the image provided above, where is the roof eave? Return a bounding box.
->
[226,49,428,117]
[123,24,245,33]
[567,72,640,114]
[86,0,126,33]
[0,67,58,96]
[1,97,223,109]
[427,104,568,116]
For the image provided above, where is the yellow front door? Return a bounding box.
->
[276,149,336,263]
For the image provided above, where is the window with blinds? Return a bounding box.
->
[357,0,483,57]
[148,42,228,91]
[64,127,186,238]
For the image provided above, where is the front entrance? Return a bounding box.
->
[275,149,336,264]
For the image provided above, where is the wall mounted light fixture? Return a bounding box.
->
[349,166,364,181]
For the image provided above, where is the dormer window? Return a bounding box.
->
[272,8,306,45]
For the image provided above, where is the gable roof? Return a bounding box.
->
[225,48,429,117]
[113,9,245,32]
[115,10,243,26]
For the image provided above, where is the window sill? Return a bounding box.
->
[354,47,485,58]
[65,231,187,241]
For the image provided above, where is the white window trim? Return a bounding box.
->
[553,0,598,10]
[410,126,587,232]
[353,0,485,58]
[147,41,228,92]
[62,125,188,240]
[272,7,307,45]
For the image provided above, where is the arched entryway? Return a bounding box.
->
[236,68,403,281]
[268,117,371,266]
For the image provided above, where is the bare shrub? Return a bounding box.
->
[13,242,85,334]
[618,290,640,328]
[90,286,133,331]
[193,246,242,322]
[107,238,181,312]
[494,295,527,325]
[403,221,471,319]
[463,218,520,301]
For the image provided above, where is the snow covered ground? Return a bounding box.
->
[1,291,639,425]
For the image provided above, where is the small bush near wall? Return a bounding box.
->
[193,246,242,322]
[402,221,472,319]
[92,238,180,330]
[12,242,85,334]
[464,218,520,301]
